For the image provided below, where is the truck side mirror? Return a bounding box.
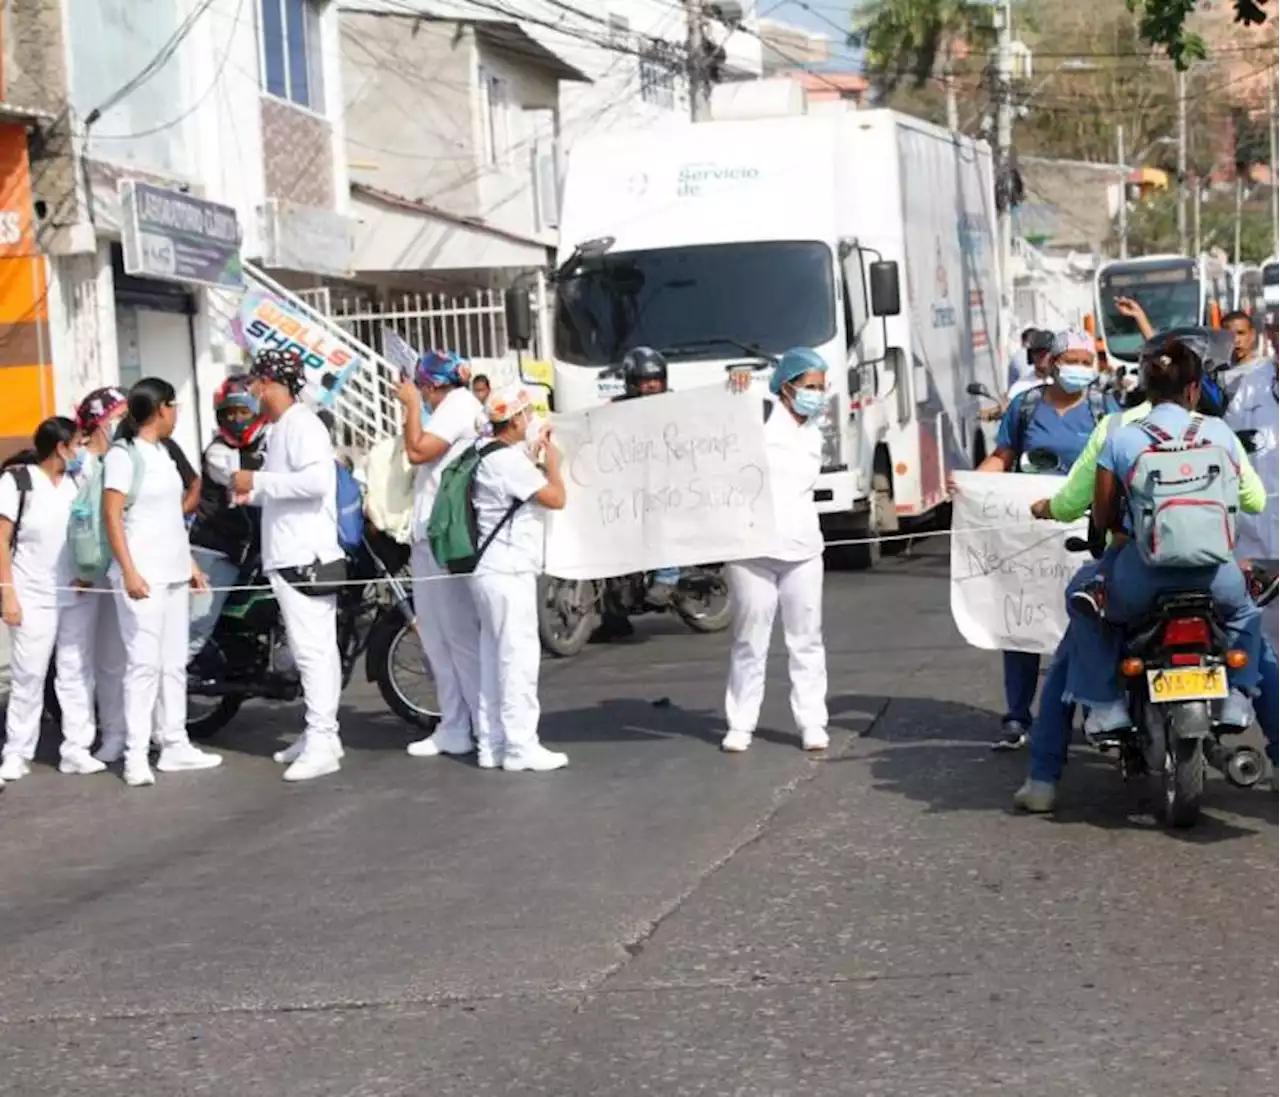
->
[869,260,901,317]
[504,286,533,351]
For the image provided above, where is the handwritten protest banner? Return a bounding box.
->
[950,471,1089,654]
[230,289,362,407]
[543,388,776,580]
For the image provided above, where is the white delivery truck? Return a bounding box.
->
[539,104,1004,566]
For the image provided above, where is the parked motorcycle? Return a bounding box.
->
[537,567,732,658]
[1066,531,1275,828]
[186,529,438,738]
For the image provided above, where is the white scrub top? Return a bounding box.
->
[252,404,340,571]
[760,403,824,563]
[410,388,484,544]
[0,464,77,608]
[104,439,192,586]
[1226,362,1279,562]
[471,442,548,576]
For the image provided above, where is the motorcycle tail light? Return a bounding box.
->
[1161,616,1211,648]
[1226,649,1249,669]
[1120,657,1145,678]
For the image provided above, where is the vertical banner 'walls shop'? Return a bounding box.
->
[0,124,53,460]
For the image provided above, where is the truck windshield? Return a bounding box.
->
[554,240,836,366]
[1098,260,1201,360]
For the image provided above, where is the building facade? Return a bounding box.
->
[1,0,353,461]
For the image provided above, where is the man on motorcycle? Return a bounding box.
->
[1017,329,1273,812]
[594,347,679,641]
[188,377,268,659]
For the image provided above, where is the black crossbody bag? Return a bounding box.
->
[277,557,349,598]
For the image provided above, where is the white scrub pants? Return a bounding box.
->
[410,540,481,748]
[470,571,541,759]
[114,581,192,771]
[724,555,828,735]
[3,594,97,765]
[268,571,341,754]
[57,587,127,754]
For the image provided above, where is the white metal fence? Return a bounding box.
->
[303,286,550,363]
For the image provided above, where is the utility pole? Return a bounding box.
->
[1176,67,1189,255]
[995,0,1013,322]
[1192,175,1201,258]
[1117,124,1128,259]
[684,0,711,122]
[1269,68,1279,259]
[1233,171,1243,271]
[945,56,959,131]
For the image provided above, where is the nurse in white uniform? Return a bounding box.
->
[0,417,102,782]
[105,378,222,787]
[396,350,486,760]
[722,347,830,754]
[468,386,568,772]
[66,387,130,764]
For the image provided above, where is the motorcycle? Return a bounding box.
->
[185,528,439,739]
[537,567,733,658]
[1066,529,1275,828]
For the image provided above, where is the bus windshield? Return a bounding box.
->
[553,240,836,366]
[1098,260,1201,361]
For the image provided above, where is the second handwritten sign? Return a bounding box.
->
[949,471,1089,654]
[543,388,777,580]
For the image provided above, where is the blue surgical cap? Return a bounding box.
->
[769,347,828,396]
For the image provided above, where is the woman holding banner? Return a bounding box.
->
[968,330,1120,753]
[722,347,830,754]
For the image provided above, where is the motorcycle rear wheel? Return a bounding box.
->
[1163,737,1206,829]
[674,572,732,634]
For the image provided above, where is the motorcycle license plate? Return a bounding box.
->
[1146,666,1228,703]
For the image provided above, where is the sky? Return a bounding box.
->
[759,0,863,71]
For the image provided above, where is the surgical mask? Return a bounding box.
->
[1056,365,1097,393]
[65,447,87,478]
[792,388,826,419]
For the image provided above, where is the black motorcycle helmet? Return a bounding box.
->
[621,346,668,398]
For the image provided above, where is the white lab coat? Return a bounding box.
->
[725,404,829,737]
[408,389,486,751]
[467,442,549,763]
[251,403,343,757]
[1227,361,1279,648]
[0,464,98,770]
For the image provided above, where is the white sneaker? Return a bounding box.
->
[156,744,223,772]
[720,729,753,753]
[1013,778,1057,813]
[124,765,156,788]
[94,740,125,765]
[283,749,341,782]
[801,728,830,752]
[477,747,504,770]
[0,757,30,782]
[407,732,473,758]
[502,744,569,772]
[59,751,108,776]
[275,738,345,764]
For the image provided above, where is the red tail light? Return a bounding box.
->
[1162,616,1211,648]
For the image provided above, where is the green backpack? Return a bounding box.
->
[68,442,144,582]
[427,441,521,575]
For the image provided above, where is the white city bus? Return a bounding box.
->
[1091,254,1216,366]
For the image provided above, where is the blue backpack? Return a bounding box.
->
[335,460,365,552]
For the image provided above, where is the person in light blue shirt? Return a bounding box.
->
[976,329,1119,751]
[1065,336,1264,732]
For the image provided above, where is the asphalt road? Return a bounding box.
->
[1,540,1276,1097]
